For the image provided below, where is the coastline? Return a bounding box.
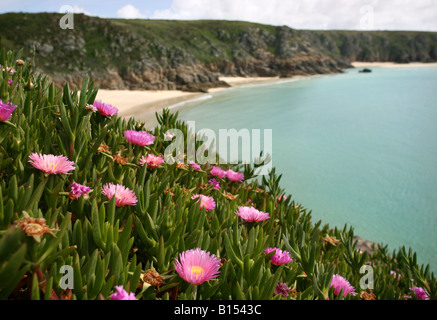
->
[95,61,437,127]
[96,76,287,127]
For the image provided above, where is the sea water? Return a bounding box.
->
[177,66,437,272]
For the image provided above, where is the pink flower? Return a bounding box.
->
[226,169,244,182]
[174,248,221,285]
[210,166,226,179]
[330,274,356,297]
[390,270,401,281]
[124,130,156,146]
[265,248,293,266]
[139,154,164,168]
[208,178,220,190]
[274,282,291,298]
[189,161,201,171]
[277,194,288,202]
[191,194,216,211]
[110,286,137,300]
[164,132,175,140]
[235,206,270,222]
[69,182,91,200]
[93,100,118,116]
[28,153,75,175]
[410,287,429,300]
[1,65,16,74]
[102,183,137,207]
[0,99,17,122]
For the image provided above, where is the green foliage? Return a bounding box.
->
[0,45,435,301]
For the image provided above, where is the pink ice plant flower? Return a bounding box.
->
[102,183,137,207]
[330,274,356,297]
[191,194,216,211]
[110,286,137,300]
[124,130,156,146]
[28,153,75,175]
[235,206,270,222]
[0,99,18,122]
[226,169,244,182]
[174,248,221,285]
[164,132,175,140]
[189,161,201,171]
[93,100,118,116]
[139,154,165,168]
[210,166,226,179]
[410,287,429,300]
[208,178,220,190]
[69,182,91,200]
[277,194,288,202]
[265,248,293,266]
[390,270,402,281]
[1,65,16,74]
[274,282,291,298]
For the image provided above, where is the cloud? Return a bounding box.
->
[117,4,147,19]
[150,0,437,31]
[58,4,92,16]
[72,4,92,16]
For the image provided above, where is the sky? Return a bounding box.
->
[0,0,436,31]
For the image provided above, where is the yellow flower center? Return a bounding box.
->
[48,163,57,171]
[190,266,204,279]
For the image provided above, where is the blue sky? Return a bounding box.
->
[0,0,436,31]
[0,0,172,18]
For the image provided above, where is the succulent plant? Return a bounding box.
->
[0,45,435,301]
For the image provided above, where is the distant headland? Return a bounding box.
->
[1,12,436,92]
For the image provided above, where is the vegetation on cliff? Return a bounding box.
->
[1,12,436,92]
[0,43,435,300]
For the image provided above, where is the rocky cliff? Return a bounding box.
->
[1,13,436,91]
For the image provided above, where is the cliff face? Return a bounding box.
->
[1,13,436,91]
[304,30,437,63]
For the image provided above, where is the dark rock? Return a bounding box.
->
[359,68,372,73]
[353,236,378,255]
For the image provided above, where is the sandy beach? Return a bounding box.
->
[96,76,284,127]
[96,62,437,127]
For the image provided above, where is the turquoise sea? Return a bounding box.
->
[177,66,437,272]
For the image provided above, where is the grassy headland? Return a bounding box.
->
[1,12,436,92]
